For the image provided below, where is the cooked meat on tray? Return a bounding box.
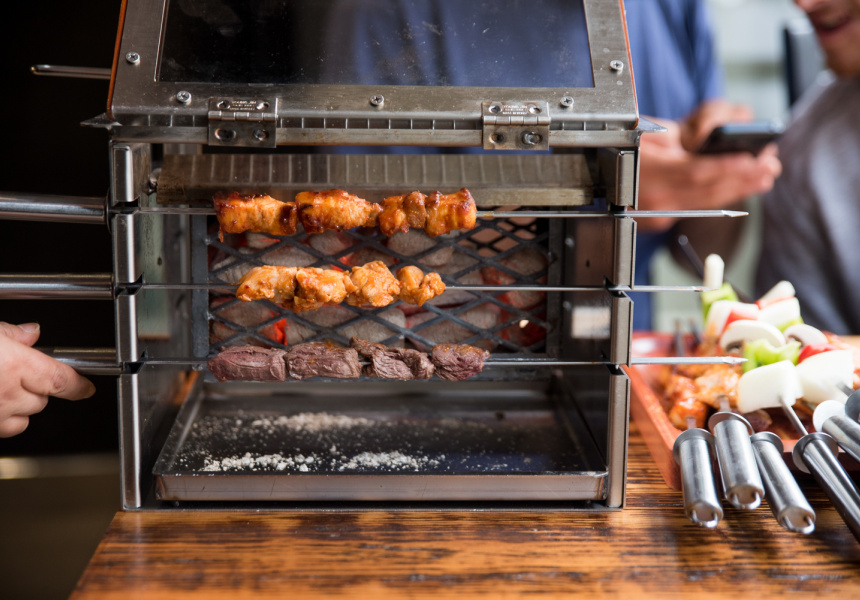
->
[350,337,435,380]
[208,340,488,382]
[235,261,445,311]
[213,192,297,241]
[287,342,362,380]
[207,346,288,382]
[213,188,477,238]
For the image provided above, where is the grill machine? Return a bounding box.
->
[0,0,704,509]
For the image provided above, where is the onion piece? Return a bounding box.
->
[736,360,802,413]
[795,349,854,405]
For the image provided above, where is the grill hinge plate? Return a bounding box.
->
[207,97,278,148]
[482,101,551,151]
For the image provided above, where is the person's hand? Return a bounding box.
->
[638,101,782,231]
[0,322,96,437]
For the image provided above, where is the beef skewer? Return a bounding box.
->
[206,340,488,382]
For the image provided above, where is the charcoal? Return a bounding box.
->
[350,337,434,380]
[208,346,287,382]
[430,343,490,381]
[287,342,361,380]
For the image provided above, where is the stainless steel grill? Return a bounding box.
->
[0,0,725,510]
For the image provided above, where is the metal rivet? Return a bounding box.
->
[528,105,541,114]
[216,100,230,109]
[125,52,140,65]
[491,132,506,144]
[252,129,269,141]
[370,95,384,107]
[176,90,192,104]
[560,96,574,108]
[609,60,624,73]
[489,104,501,114]
[256,101,269,110]
[521,131,542,146]
[214,128,236,142]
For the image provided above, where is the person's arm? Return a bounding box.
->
[0,322,95,437]
[637,100,782,232]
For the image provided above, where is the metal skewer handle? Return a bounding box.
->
[673,428,723,528]
[0,274,113,300]
[821,415,860,465]
[793,432,860,543]
[750,432,815,534]
[708,412,764,510]
[0,192,106,224]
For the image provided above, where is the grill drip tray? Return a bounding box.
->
[153,380,607,502]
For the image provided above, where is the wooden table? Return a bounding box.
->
[71,421,860,599]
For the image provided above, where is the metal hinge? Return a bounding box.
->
[482,101,551,151]
[208,97,278,148]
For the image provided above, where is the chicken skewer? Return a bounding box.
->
[206,189,745,240]
[234,262,445,312]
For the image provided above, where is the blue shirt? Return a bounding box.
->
[323,0,724,329]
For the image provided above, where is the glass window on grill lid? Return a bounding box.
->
[158,0,594,89]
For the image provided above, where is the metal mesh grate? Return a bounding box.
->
[205,210,561,358]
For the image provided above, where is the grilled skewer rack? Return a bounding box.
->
[0,0,720,510]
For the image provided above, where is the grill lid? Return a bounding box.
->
[107,0,638,147]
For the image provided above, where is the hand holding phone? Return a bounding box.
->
[697,121,784,155]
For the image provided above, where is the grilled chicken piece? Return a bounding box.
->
[396,265,446,306]
[295,189,382,234]
[346,261,402,307]
[424,189,477,237]
[235,265,357,313]
[235,263,444,311]
[213,192,297,241]
[378,191,428,236]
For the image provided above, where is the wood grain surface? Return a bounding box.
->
[71,422,860,600]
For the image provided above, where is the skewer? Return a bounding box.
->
[133,356,746,368]
[135,206,747,220]
[132,282,712,293]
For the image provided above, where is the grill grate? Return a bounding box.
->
[205,210,561,359]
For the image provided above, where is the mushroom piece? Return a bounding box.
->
[784,323,828,347]
[719,319,786,352]
[736,360,803,413]
[813,400,847,433]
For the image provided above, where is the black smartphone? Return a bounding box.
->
[697,121,784,155]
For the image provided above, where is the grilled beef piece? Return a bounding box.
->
[430,343,490,381]
[287,342,361,380]
[208,346,288,382]
[350,338,435,380]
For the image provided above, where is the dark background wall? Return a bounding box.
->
[0,1,121,455]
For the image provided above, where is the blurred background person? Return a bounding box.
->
[755,0,860,334]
